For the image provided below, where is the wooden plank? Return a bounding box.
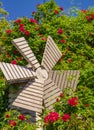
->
[12,37,25,43]
[2,63,13,80]
[10,64,21,79]
[72,70,80,90]
[11,81,44,113]
[44,87,60,100]
[21,47,30,52]
[48,36,62,56]
[44,79,55,91]
[19,93,43,102]
[13,65,25,79]
[41,36,62,71]
[45,91,61,107]
[16,96,42,105]
[18,44,28,49]
[12,102,42,113]
[0,62,10,81]
[15,40,28,46]
[12,37,40,70]
[14,98,42,109]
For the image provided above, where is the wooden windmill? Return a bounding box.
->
[0,36,80,117]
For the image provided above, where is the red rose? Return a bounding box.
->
[68,97,78,106]
[44,112,59,124]
[62,113,70,122]
[30,18,38,24]
[84,104,89,107]
[7,53,11,58]
[56,98,59,102]
[24,30,30,36]
[5,114,10,118]
[91,14,94,19]
[32,11,35,15]
[60,93,63,97]
[81,9,87,13]
[6,29,12,34]
[18,114,26,121]
[60,39,66,43]
[11,60,17,65]
[58,29,63,34]
[16,57,22,61]
[59,58,62,62]
[19,27,24,32]
[14,19,21,24]
[9,120,16,127]
[67,58,72,63]
[13,50,18,54]
[60,6,64,11]
[37,4,41,7]
[41,37,47,41]
[35,27,40,31]
[54,10,59,14]
[19,24,24,27]
[86,16,91,21]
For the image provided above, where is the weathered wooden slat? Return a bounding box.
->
[12,37,40,70]
[0,62,35,83]
[18,44,28,49]
[48,36,62,56]
[3,63,14,80]
[41,36,62,72]
[12,37,25,43]
[12,102,42,113]
[15,40,28,46]
[49,70,80,91]
[72,70,80,90]
[19,93,42,102]
[0,62,11,81]
[11,81,44,114]
[44,78,61,110]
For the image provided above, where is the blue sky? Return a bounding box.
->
[1,0,94,20]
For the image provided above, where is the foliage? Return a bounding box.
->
[43,86,94,130]
[0,110,37,130]
[0,0,94,129]
[0,73,8,117]
[0,0,93,87]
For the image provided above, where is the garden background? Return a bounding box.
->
[0,0,94,129]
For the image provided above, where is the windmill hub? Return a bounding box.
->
[36,67,48,80]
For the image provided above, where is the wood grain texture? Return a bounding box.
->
[41,36,62,72]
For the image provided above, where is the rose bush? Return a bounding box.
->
[43,86,94,130]
[0,0,93,87]
[0,110,37,130]
[0,0,94,129]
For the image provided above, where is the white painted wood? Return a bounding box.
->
[12,102,42,113]
[12,81,44,114]
[0,63,35,83]
[0,62,10,81]
[12,37,40,70]
[41,36,62,71]
[12,37,25,43]
[16,41,28,46]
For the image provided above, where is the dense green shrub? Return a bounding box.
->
[1,0,94,87]
[43,86,94,130]
[0,1,94,129]
[0,110,37,130]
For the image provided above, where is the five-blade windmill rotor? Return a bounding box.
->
[0,36,80,115]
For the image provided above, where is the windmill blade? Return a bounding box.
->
[41,36,62,72]
[49,70,80,91]
[9,79,44,114]
[12,37,40,70]
[0,62,35,84]
[44,78,62,110]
